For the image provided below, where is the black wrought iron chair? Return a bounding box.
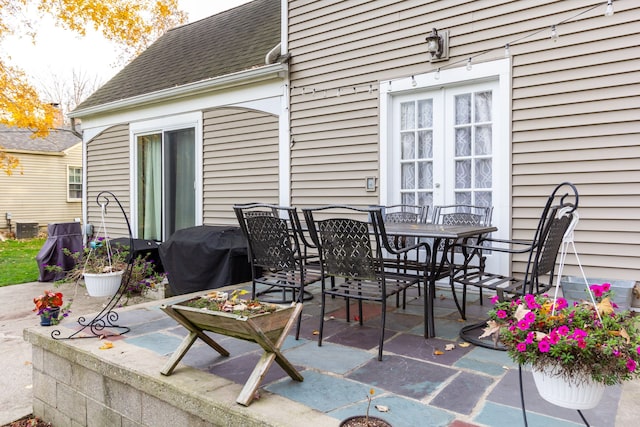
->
[303,205,427,361]
[454,182,578,345]
[233,203,321,339]
[432,204,493,316]
[379,204,429,301]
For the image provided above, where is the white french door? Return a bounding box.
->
[387,78,508,274]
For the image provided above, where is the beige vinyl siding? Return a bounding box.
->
[202,108,279,224]
[288,0,640,280]
[86,124,131,239]
[0,144,82,233]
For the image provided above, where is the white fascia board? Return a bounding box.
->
[70,63,287,119]
[78,76,284,132]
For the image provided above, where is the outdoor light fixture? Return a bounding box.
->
[425,28,449,62]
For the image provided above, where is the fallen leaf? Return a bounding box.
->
[479,320,501,339]
[24,361,32,366]
[444,343,455,351]
[312,330,319,335]
[514,304,531,321]
[354,316,360,321]
[597,297,614,316]
[99,341,113,350]
[458,342,471,348]
[375,405,389,412]
[433,349,444,355]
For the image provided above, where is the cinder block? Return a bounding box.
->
[32,370,56,404]
[43,403,72,427]
[141,393,190,426]
[31,345,44,371]
[87,398,123,427]
[105,377,142,423]
[71,363,106,404]
[57,382,87,424]
[32,398,45,420]
[43,350,72,385]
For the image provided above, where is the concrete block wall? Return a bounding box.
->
[31,346,214,427]
[24,319,334,427]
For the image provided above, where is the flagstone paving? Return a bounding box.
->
[112,284,621,427]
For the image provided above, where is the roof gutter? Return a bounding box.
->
[69,63,286,119]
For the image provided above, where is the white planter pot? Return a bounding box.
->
[532,366,605,410]
[83,271,124,297]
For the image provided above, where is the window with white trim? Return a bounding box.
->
[68,166,82,201]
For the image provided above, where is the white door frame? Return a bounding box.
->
[380,58,512,275]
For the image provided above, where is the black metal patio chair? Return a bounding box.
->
[432,204,493,317]
[233,203,321,339]
[379,204,429,301]
[303,205,428,361]
[454,182,578,345]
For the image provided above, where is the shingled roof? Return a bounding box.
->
[75,0,280,111]
[0,124,80,152]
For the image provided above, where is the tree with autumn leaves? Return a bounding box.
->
[0,0,187,174]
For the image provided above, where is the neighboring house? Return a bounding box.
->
[71,0,639,282]
[0,124,82,237]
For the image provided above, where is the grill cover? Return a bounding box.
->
[36,222,83,282]
[158,225,251,295]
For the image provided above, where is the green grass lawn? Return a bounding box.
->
[0,238,46,287]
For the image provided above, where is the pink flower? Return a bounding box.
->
[577,339,587,349]
[590,284,604,297]
[572,329,587,340]
[524,312,536,323]
[554,298,568,310]
[626,359,637,372]
[636,346,640,356]
[516,342,527,352]
[549,330,560,345]
[602,283,611,292]
[496,310,507,319]
[491,295,500,304]
[557,325,569,336]
[525,332,535,344]
[517,319,531,331]
[538,339,550,353]
[524,294,539,310]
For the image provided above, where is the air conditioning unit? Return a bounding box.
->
[16,222,39,239]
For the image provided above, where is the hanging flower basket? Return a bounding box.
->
[84,270,124,297]
[532,365,605,410]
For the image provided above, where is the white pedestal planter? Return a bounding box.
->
[83,270,124,297]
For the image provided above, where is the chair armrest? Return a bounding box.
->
[459,237,534,254]
[383,240,431,261]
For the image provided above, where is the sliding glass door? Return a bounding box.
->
[136,127,196,241]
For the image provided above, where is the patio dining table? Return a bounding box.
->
[382,222,497,338]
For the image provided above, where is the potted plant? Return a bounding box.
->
[33,290,71,326]
[46,238,163,298]
[481,283,640,409]
[340,389,392,427]
[122,255,166,301]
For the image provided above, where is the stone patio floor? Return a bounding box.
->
[99,282,622,427]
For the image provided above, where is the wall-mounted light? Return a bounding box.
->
[425,28,449,62]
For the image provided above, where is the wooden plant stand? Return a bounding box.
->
[160,300,304,406]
